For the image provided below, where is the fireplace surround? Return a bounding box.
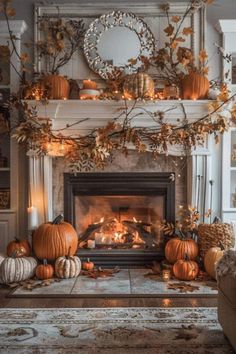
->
[64,172,175,266]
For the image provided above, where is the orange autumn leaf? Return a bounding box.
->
[182,27,194,36]
[6,7,16,17]
[205,0,214,4]
[164,24,174,36]
[202,66,209,75]
[171,15,181,23]
[199,49,208,63]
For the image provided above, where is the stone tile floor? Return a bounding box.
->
[12,269,218,297]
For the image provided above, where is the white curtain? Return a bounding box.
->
[28,156,52,229]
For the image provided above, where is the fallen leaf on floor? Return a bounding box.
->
[81,267,120,279]
[144,261,162,278]
[167,282,200,293]
[174,324,201,340]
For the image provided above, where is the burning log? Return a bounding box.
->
[122,220,155,248]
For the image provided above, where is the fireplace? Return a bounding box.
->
[64,172,175,266]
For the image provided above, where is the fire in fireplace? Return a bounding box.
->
[64,173,175,266]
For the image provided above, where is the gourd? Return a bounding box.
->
[33,215,78,261]
[181,72,209,100]
[36,259,54,280]
[204,245,224,279]
[123,73,154,99]
[173,255,199,281]
[165,237,198,264]
[0,254,37,284]
[41,74,70,99]
[55,251,81,279]
[7,238,31,257]
[82,258,94,271]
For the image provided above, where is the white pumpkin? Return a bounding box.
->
[55,255,81,279]
[0,253,6,266]
[0,256,37,284]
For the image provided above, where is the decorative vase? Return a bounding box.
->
[41,74,70,100]
[123,72,154,99]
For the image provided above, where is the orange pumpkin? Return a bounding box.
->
[7,238,31,257]
[82,258,94,271]
[204,245,224,279]
[41,74,70,99]
[173,256,199,280]
[181,72,209,100]
[165,238,198,264]
[33,215,78,261]
[36,259,54,280]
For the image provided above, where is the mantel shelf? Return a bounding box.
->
[26,99,212,132]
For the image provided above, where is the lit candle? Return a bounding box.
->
[83,79,97,90]
[27,206,38,230]
[162,269,171,282]
[87,240,96,249]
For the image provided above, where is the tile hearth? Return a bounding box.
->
[11,269,218,297]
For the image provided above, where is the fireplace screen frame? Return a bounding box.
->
[64,172,175,227]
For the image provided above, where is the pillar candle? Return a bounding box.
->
[27,206,38,230]
[87,240,96,249]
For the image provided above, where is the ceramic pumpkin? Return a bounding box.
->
[123,73,154,99]
[82,258,94,271]
[36,259,54,280]
[173,256,199,281]
[165,237,198,264]
[0,255,37,284]
[55,253,81,279]
[204,245,224,279]
[181,72,209,100]
[33,215,78,261]
[41,74,70,99]
[7,238,31,257]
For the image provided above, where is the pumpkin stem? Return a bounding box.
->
[52,214,64,225]
[10,250,21,258]
[43,259,48,266]
[66,246,72,259]
[14,237,20,243]
[183,253,190,261]
[87,258,90,262]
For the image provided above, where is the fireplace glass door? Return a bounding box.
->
[76,195,164,250]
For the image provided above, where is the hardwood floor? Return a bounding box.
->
[0,286,217,308]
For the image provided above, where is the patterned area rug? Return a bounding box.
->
[0,307,234,353]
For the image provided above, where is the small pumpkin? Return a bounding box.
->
[41,74,70,99]
[82,258,94,271]
[123,72,154,99]
[7,238,31,257]
[173,255,199,281]
[0,254,37,284]
[36,259,54,280]
[204,244,224,279]
[33,215,78,261]
[181,72,209,100]
[165,237,198,264]
[55,249,81,279]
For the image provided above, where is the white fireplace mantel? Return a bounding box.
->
[28,99,212,133]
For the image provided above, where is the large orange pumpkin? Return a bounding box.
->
[165,238,198,264]
[41,74,70,99]
[7,238,31,257]
[181,72,209,100]
[173,257,199,281]
[33,215,78,261]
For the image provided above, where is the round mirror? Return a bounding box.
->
[84,11,155,79]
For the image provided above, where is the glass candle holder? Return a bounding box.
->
[162,269,171,282]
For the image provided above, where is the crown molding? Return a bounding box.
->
[216,19,236,33]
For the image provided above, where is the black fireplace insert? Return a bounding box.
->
[64,172,175,266]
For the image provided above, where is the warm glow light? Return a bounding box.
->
[133,217,138,223]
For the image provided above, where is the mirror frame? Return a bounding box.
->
[83,11,155,79]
